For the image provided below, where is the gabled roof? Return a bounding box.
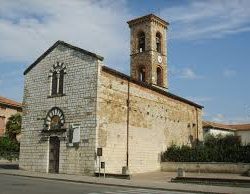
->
[203,121,250,132]
[102,66,203,109]
[203,121,235,131]
[24,40,104,75]
[0,96,22,109]
[229,124,250,131]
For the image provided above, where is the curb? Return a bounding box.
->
[0,172,228,194]
[172,177,250,187]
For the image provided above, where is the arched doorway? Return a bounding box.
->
[49,136,60,173]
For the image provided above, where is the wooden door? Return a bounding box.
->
[49,136,60,173]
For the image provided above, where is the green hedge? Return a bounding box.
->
[162,135,250,163]
[0,136,19,161]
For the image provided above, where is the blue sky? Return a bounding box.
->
[0,0,250,123]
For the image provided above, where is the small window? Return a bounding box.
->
[50,62,66,96]
[59,70,64,94]
[138,67,146,82]
[138,32,145,53]
[157,67,163,86]
[156,32,162,53]
[51,72,58,95]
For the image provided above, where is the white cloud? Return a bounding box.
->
[211,113,225,123]
[0,0,132,72]
[210,113,250,124]
[187,96,212,104]
[170,67,202,80]
[223,69,236,78]
[160,0,250,40]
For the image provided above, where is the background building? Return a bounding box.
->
[0,96,22,136]
[203,121,250,145]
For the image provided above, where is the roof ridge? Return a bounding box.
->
[24,40,104,75]
[0,96,22,108]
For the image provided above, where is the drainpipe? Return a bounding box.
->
[196,107,199,141]
[126,79,130,169]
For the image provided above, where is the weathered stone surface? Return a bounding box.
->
[20,14,203,176]
[96,70,202,174]
[19,43,100,175]
[129,14,168,88]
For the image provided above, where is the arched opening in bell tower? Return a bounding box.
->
[157,66,163,86]
[156,32,162,53]
[138,66,146,82]
[138,31,145,53]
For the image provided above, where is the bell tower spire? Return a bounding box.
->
[127,14,169,89]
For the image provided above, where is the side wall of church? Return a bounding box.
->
[19,44,99,175]
[97,70,202,174]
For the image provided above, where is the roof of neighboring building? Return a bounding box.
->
[229,124,250,131]
[0,96,22,109]
[102,66,203,109]
[24,40,104,75]
[203,121,250,132]
[202,121,236,131]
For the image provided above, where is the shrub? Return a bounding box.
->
[0,136,19,161]
[162,135,250,163]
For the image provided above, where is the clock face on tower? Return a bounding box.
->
[45,107,65,130]
[158,55,162,63]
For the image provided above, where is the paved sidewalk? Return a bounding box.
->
[0,168,250,194]
[131,171,250,182]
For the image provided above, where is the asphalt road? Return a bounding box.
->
[0,174,196,194]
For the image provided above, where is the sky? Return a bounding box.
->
[0,0,250,124]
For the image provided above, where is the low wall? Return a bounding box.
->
[161,162,250,174]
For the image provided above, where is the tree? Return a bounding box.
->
[5,113,21,142]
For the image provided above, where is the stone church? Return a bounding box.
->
[19,14,203,175]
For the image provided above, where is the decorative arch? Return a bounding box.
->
[156,66,163,86]
[156,32,162,53]
[137,31,145,53]
[44,107,65,130]
[49,62,66,96]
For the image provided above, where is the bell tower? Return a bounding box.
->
[127,14,169,88]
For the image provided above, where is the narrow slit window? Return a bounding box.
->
[51,72,58,95]
[157,67,163,86]
[59,70,64,94]
[139,67,146,82]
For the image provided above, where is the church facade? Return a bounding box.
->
[19,14,203,175]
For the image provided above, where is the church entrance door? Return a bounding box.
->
[49,136,60,173]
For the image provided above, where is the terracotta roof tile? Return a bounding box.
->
[202,121,236,131]
[229,124,250,131]
[203,121,250,131]
[0,96,22,109]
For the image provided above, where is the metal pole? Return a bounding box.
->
[99,156,100,177]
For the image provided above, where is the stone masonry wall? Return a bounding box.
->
[19,44,100,175]
[96,70,202,174]
[130,19,168,88]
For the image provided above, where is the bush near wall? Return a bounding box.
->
[0,136,19,161]
[162,135,250,163]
